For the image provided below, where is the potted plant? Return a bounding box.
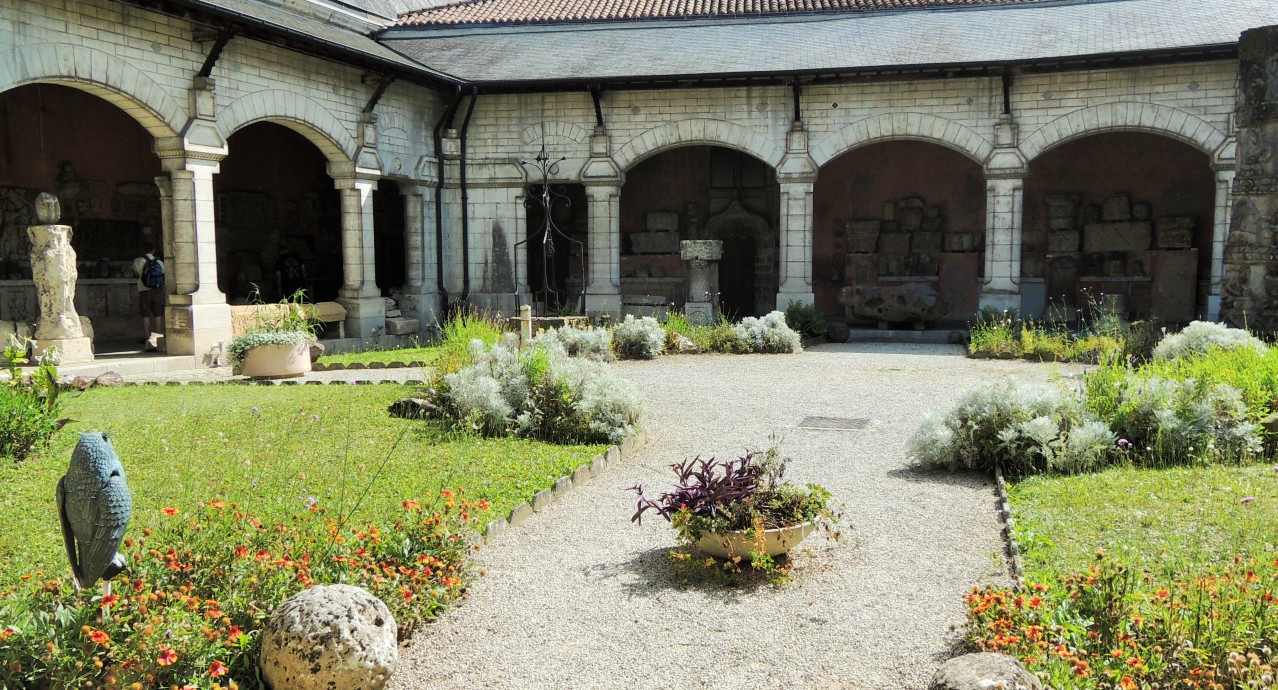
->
[629,447,836,570]
[226,290,320,379]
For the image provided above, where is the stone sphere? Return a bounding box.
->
[260,584,398,690]
[929,653,1043,690]
[826,320,851,343]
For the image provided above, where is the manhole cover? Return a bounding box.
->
[798,416,870,430]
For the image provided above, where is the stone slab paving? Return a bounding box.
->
[387,344,1084,690]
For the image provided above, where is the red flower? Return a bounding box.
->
[157,648,177,666]
[403,500,421,511]
[162,507,178,516]
[87,629,110,646]
[99,594,119,608]
[228,625,243,641]
[209,661,228,677]
[235,545,249,558]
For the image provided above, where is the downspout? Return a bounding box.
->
[458,87,479,301]
[433,85,463,305]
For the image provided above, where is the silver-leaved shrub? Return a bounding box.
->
[732,311,802,354]
[428,335,641,444]
[532,325,615,362]
[1152,320,1266,361]
[613,315,666,359]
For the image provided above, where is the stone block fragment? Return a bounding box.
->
[1047,229,1081,252]
[912,231,943,253]
[1102,194,1132,221]
[847,221,880,253]
[1083,221,1151,252]
[943,233,982,253]
[646,212,679,231]
[1155,217,1194,249]
[878,232,911,254]
[384,317,419,335]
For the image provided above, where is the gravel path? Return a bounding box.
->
[388,343,1082,690]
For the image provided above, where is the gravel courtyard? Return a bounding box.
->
[390,343,1081,690]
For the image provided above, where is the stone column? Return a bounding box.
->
[332,168,385,338]
[398,183,440,326]
[981,175,1025,312]
[27,194,92,364]
[584,184,621,316]
[160,157,232,362]
[1207,166,1235,320]
[1221,26,1278,330]
[681,239,723,325]
[776,123,818,310]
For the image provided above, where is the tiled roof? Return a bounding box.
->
[396,0,1043,27]
[380,0,1276,84]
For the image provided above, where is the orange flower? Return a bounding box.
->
[208,661,228,677]
[157,648,177,666]
[209,499,226,510]
[1027,596,1043,608]
[235,545,249,558]
[402,500,421,511]
[1120,676,1137,689]
[162,507,178,516]
[99,594,119,608]
[87,629,110,646]
[1,628,16,640]
[228,625,243,641]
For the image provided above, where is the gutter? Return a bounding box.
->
[433,86,464,307]
[458,87,479,301]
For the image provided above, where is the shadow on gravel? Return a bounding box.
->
[802,343,967,356]
[885,465,992,488]
[583,545,786,601]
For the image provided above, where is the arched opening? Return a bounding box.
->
[0,83,163,345]
[619,146,779,318]
[523,182,587,314]
[374,179,406,294]
[1022,132,1214,323]
[216,122,342,304]
[812,140,986,325]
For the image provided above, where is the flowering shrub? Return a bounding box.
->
[0,494,485,690]
[1152,321,1266,361]
[532,326,614,362]
[964,554,1278,689]
[425,335,641,443]
[733,311,802,354]
[613,315,665,359]
[908,380,1114,476]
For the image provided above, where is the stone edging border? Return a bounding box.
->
[312,361,429,371]
[109,378,429,386]
[994,467,1026,591]
[480,431,649,544]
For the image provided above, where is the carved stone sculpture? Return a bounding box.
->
[839,283,950,327]
[680,239,722,325]
[27,193,93,364]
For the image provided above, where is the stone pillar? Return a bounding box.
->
[1207,166,1235,320]
[159,157,232,362]
[584,184,621,316]
[1221,25,1278,330]
[681,239,723,325]
[399,183,440,326]
[776,123,818,310]
[27,194,92,364]
[981,175,1025,313]
[332,166,385,338]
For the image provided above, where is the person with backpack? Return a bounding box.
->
[275,246,308,302]
[132,246,165,345]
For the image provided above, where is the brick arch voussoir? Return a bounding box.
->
[614,119,784,172]
[0,43,184,139]
[217,90,356,163]
[811,113,992,168]
[1021,103,1227,162]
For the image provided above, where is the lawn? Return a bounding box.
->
[1009,463,1278,583]
[316,344,441,367]
[0,382,605,590]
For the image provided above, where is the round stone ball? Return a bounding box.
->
[260,584,398,690]
[929,652,1043,690]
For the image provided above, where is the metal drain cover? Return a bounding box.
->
[798,416,870,430]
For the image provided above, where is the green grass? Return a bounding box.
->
[317,345,442,366]
[0,383,605,589]
[1009,463,1278,583]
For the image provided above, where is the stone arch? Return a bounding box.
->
[217,90,356,162]
[811,113,992,168]
[0,43,184,138]
[520,120,590,145]
[614,119,784,172]
[1020,102,1227,161]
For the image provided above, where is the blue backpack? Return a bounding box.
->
[141,256,164,289]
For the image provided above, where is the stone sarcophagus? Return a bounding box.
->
[840,283,950,327]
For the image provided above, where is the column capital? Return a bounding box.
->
[984,148,1027,179]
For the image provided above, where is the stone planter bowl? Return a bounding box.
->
[240,341,312,379]
[694,521,816,560]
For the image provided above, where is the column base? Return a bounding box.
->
[776,290,815,312]
[34,337,93,365]
[165,302,232,365]
[336,296,387,338]
[466,292,520,315]
[979,289,1021,314]
[398,290,442,329]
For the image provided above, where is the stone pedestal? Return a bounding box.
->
[1222,25,1278,330]
[27,205,93,364]
[680,240,722,325]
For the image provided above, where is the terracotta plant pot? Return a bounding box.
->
[694,521,817,560]
[239,341,312,379]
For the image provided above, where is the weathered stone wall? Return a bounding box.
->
[1222,25,1278,330]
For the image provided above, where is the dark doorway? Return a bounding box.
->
[524,183,586,313]
[719,236,756,320]
[374,180,405,294]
